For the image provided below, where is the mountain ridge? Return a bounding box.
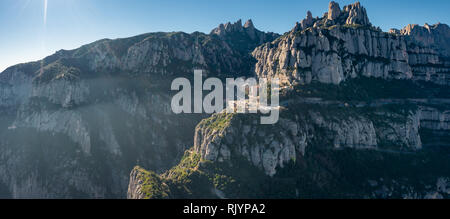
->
[253,1,450,86]
[0,1,448,199]
[128,1,450,199]
[0,18,278,198]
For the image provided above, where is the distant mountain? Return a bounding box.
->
[391,22,450,57]
[129,1,450,199]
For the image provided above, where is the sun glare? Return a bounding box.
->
[44,0,48,25]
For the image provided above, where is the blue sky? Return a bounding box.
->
[1,0,449,72]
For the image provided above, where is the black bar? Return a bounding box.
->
[1,199,448,217]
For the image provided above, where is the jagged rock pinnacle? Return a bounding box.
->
[301,11,314,29]
[344,1,370,25]
[244,19,257,39]
[244,19,255,29]
[327,1,341,20]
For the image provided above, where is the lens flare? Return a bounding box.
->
[44,0,48,25]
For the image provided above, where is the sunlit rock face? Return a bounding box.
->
[396,23,450,85]
[192,105,429,177]
[399,23,450,56]
[343,2,370,26]
[253,2,449,86]
[327,1,341,21]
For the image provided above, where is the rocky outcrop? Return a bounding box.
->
[193,103,427,176]
[253,26,411,85]
[343,2,370,26]
[396,23,450,85]
[326,1,369,25]
[252,2,449,86]
[327,1,341,21]
[210,19,279,44]
[191,97,450,178]
[194,114,303,177]
[127,166,171,199]
[400,23,450,57]
[309,112,378,149]
[211,20,244,36]
[191,103,450,181]
[301,11,314,29]
[127,167,151,199]
[210,19,279,57]
[293,11,316,32]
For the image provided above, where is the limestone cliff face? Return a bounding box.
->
[0,83,196,198]
[127,167,150,199]
[400,24,450,85]
[76,24,278,77]
[0,65,35,108]
[193,102,445,177]
[420,107,450,130]
[398,23,450,57]
[253,2,449,86]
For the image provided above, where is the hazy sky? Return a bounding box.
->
[1,0,449,72]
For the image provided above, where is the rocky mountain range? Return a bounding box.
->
[0,1,449,199]
[253,1,450,86]
[128,2,450,199]
[0,19,277,198]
